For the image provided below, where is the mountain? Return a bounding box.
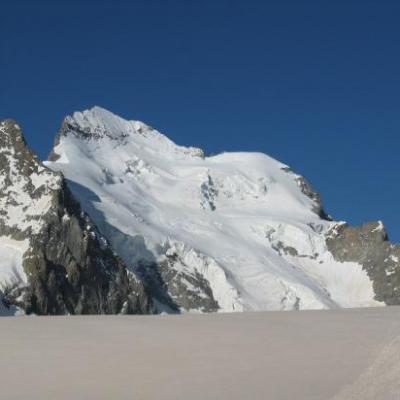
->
[0,119,151,315]
[42,106,400,312]
[0,108,398,315]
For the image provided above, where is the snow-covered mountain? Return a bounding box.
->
[0,107,398,315]
[42,106,400,313]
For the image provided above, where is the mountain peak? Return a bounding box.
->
[0,119,28,150]
[50,107,205,161]
[62,106,137,140]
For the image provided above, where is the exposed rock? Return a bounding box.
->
[200,174,218,211]
[281,166,331,220]
[294,175,331,220]
[326,221,400,305]
[136,251,220,313]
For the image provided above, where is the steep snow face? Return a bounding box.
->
[46,107,382,311]
[0,236,29,290]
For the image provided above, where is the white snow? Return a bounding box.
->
[45,106,382,311]
[0,236,29,290]
[1,307,400,399]
[372,221,385,232]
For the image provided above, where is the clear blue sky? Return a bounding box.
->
[1,0,399,241]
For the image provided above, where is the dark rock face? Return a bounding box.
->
[281,167,331,220]
[19,183,151,315]
[326,222,400,305]
[137,253,220,313]
[0,120,152,315]
[295,176,331,220]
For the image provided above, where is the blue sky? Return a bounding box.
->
[1,0,399,241]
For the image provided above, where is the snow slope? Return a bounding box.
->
[46,107,382,312]
[1,307,399,400]
[0,236,28,290]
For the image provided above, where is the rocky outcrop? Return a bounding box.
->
[137,254,220,313]
[0,120,152,315]
[281,166,331,220]
[326,221,400,305]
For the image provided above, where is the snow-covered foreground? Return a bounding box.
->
[1,307,399,400]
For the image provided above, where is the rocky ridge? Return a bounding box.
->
[0,119,151,315]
